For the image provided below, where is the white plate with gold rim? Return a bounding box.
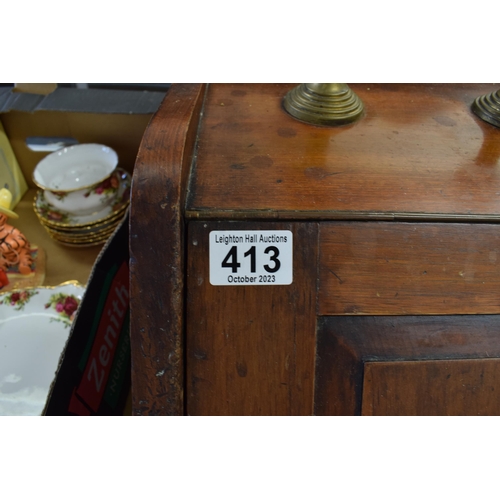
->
[47,230,116,247]
[50,239,111,248]
[0,281,85,416]
[45,223,118,239]
[34,168,130,228]
[47,227,117,244]
[41,210,125,235]
[37,205,127,234]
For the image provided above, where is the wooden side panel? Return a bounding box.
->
[319,222,500,316]
[362,359,500,416]
[130,84,206,415]
[186,222,318,415]
[315,315,500,415]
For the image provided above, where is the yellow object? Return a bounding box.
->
[13,83,58,95]
[0,187,18,219]
[0,121,28,208]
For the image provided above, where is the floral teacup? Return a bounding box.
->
[33,144,120,215]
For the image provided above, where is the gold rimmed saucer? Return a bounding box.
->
[36,203,127,245]
[52,239,111,248]
[33,169,131,229]
[45,224,118,241]
[45,234,112,247]
[34,193,129,229]
[35,204,127,233]
[45,227,117,245]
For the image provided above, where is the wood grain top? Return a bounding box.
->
[187,83,500,220]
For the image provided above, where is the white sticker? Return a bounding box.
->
[209,230,293,286]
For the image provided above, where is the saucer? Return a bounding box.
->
[45,225,117,243]
[0,281,85,415]
[49,233,115,247]
[34,168,130,228]
[36,203,127,233]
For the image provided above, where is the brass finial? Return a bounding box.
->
[283,83,364,126]
[472,89,500,128]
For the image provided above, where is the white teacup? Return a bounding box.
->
[33,144,119,215]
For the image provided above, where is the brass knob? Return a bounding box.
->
[472,89,500,128]
[283,83,364,126]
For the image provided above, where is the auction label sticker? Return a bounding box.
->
[209,230,293,285]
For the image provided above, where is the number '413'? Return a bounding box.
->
[221,245,281,273]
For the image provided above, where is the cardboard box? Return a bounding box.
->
[0,84,167,415]
[0,85,166,186]
[5,85,167,288]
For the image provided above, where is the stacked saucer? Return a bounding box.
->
[34,168,131,247]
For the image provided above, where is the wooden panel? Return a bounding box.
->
[315,315,500,415]
[130,84,206,415]
[362,359,500,416]
[319,222,500,315]
[187,83,500,220]
[186,222,318,415]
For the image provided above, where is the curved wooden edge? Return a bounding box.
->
[130,84,206,415]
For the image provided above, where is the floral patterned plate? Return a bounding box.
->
[37,204,127,234]
[0,281,85,416]
[45,225,117,242]
[34,168,131,228]
[46,227,117,246]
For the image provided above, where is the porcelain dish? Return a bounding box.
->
[37,207,126,246]
[34,168,130,227]
[33,144,119,215]
[44,225,118,244]
[42,168,121,216]
[33,169,130,247]
[0,281,85,416]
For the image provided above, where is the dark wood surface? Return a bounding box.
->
[315,315,500,415]
[130,84,206,415]
[186,221,318,415]
[187,83,500,221]
[362,358,500,416]
[319,221,500,315]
